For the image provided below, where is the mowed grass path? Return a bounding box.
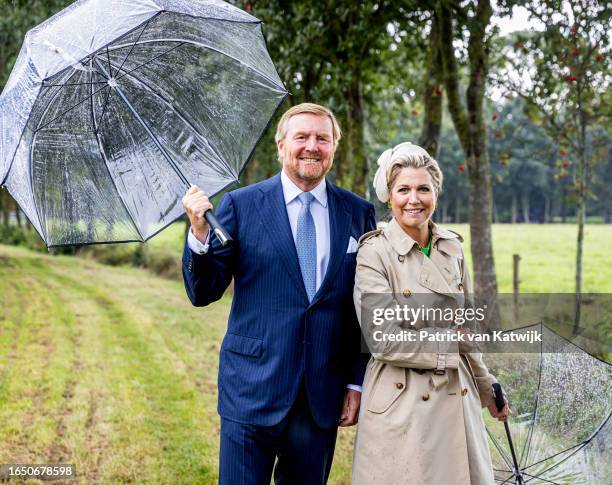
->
[0,224,610,483]
[0,245,356,484]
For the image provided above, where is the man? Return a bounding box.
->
[182,103,376,485]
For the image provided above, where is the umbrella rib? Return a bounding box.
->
[109,38,286,92]
[92,67,112,133]
[496,473,516,485]
[105,47,113,78]
[93,58,189,188]
[106,59,236,180]
[35,83,109,133]
[23,67,87,240]
[88,58,144,241]
[520,322,544,467]
[1,66,84,188]
[523,442,584,470]
[115,18,151,77]
[42,81,107,87]
[521,471,561,484]
[487,428,515,471]
[114,41,187,82]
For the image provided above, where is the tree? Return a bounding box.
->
[499,0,610,329]
[433,0,499,311]
[238,0,399,196]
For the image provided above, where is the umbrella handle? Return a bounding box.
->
[493,383,525,483]
[204,210,233,247]
[492,382,506,412]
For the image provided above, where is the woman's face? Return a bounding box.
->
[389,167,437,232]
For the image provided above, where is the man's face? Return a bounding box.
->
[277,113,335,186]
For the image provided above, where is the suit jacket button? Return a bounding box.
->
[421,392,430,401]
[462,388,468,396]
[395,382,404,389]
[402,289,411,297]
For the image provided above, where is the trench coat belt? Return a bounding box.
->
[410,353,450,390]
[410,369,450,390]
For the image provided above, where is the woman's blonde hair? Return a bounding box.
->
[387,153,443,196]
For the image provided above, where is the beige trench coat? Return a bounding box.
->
[352,218,496,485]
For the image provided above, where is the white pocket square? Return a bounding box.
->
[346,236,358,253]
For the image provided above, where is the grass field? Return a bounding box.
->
[147,221,612,292]
[0,224,610,483]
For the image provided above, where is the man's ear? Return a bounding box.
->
[276,139,284,162]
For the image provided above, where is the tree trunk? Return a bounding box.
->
[561,191,567,222]
[544,194,550,223]
[418,10,443,158]
[455,195,462,223]
[0,190,8,226]
[511,192,517,223]
[437,0,498,322]
[574,87,587,334]
[15,208,22,228]
[521,192,530,223]
[345,70,367,197]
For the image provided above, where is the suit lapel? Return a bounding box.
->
[312,182,351,304]
[258,175,309,299]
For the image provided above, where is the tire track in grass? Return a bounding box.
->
[0,255,75,465]
[44,264,219,484]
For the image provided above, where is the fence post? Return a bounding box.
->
[513,254,521,323]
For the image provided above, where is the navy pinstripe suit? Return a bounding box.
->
[183,173,376,484]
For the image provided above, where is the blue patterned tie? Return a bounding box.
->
[296,192,317,302]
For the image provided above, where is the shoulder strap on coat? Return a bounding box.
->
[358,228,383,246]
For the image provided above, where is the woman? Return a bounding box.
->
[352,142,509,485]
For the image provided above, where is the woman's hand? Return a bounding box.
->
[487,400,510,422]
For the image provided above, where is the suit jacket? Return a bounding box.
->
[183,173,377,428]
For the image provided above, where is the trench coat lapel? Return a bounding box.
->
[258,174,308,299]
[312,182,351,305]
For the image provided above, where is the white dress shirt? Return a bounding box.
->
[187,171,361,392]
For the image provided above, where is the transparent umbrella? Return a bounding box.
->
[0,0,287,247]
[486,324,611,484]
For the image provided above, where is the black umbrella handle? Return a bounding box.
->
[204,209,233,247]
[493,383,525,484]
[493,382,506,412]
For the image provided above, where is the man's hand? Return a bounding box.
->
[487,400,511,422]
[182,185,212,243]
[339,389,361,427]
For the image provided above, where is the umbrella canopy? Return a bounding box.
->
[485,324,611,484]
[0,0,287,247]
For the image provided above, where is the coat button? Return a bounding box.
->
[461,388,468,396]
[395,382,404,390]
[458,283,464,291]
[398,255,405,262]
[402,289,411,297]
[421,392,430,401]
